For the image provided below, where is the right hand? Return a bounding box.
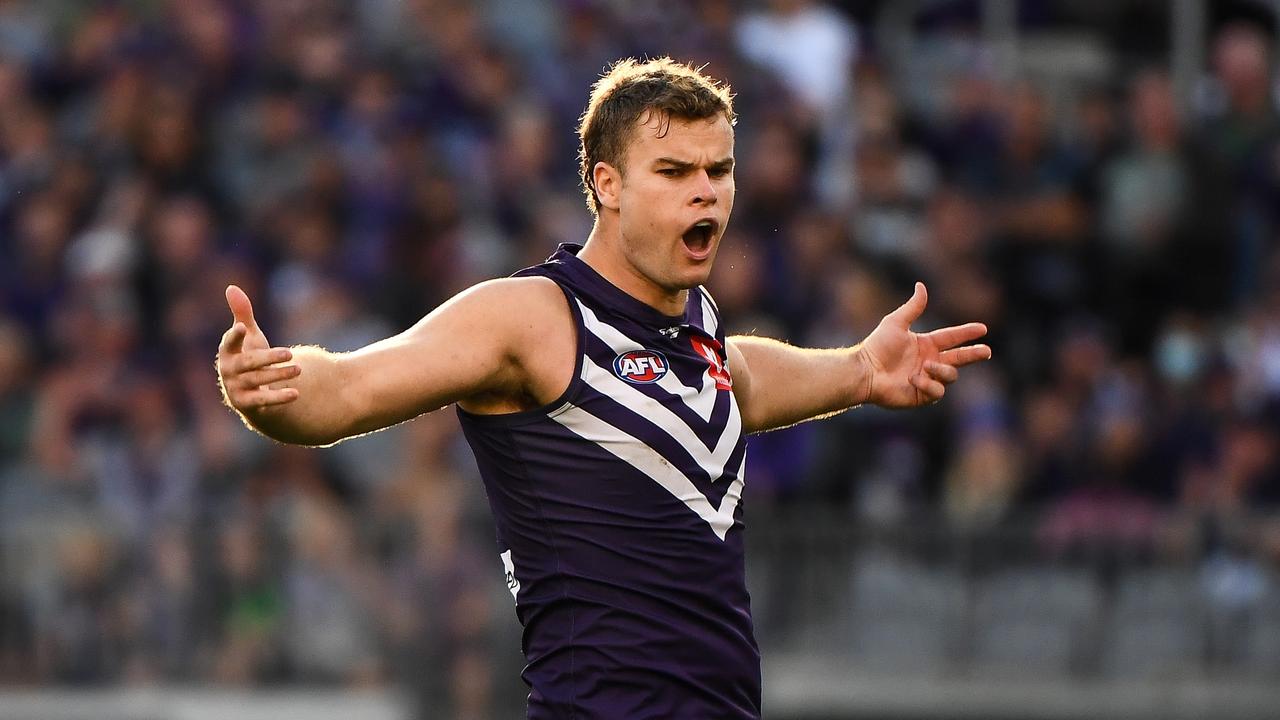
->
[217,285,301,412]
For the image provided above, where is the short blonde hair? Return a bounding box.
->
[577,57,735,214]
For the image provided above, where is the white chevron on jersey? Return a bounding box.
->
[576,299,719,422]
[700,292,719,337]
[579,345,742,469]
[551,402,746,541]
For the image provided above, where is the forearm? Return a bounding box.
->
[222,345,357,446]
[729,336,870,433]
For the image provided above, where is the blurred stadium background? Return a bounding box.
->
[2,0,1280,718]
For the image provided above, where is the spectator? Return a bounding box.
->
[1199,23,1280,306]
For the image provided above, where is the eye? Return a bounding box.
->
[709,167,731,178]
[657,168,680,177]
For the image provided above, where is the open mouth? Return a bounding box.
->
[681,219,718,255]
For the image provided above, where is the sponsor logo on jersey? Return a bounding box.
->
[690,336,733,391]
[613,349,669,384]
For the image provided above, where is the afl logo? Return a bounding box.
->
[613,350,669,384]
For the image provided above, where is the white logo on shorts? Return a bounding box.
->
[500,550,520,602]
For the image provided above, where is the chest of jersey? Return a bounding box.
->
[551,296,745,539]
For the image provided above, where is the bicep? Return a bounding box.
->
[337,279,540,435]
[725,335,864,434]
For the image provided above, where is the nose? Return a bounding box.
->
[691,169,717,206]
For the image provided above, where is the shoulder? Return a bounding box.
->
[447,276,577,411]
[396,275,571,349]
[462,275,566,307]
[437,275,566,316]
[431,275,571,344]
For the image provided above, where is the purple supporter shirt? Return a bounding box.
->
[457,243,760,719]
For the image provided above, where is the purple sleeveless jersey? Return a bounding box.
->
[457,244,760,719]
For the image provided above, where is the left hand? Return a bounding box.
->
[858,282,991,408]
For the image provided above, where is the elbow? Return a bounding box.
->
[244,409,347,448]
[290,424,349,447]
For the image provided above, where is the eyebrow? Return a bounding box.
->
[654,157,736,171]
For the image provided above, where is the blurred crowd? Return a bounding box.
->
[2,0,1280,712]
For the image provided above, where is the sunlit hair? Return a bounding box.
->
[577,57,735,215]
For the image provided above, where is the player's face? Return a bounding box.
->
[615,113,735,294]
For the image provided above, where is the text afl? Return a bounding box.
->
[613,350,670,384]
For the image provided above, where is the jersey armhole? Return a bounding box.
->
[455,278,585,426]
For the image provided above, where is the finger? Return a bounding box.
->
[911,372,946,403]
[219,322,247,355]
[938,344,993,368]
[924,361,959,384]
[240,387,300,409]
[226,285,258,330]
[888,282,928,328]
[926,322,988,350]
[232,347,294,375]
[238,364,301,388]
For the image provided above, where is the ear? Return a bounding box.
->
[592,161,622,212]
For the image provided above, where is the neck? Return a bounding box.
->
[578,219,688,317]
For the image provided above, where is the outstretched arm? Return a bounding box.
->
[727,282,991,434]
[216,278,566,446]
